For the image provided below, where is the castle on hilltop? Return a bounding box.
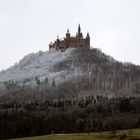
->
[49,25,90,51]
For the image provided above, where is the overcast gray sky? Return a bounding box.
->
[0,0,140,71]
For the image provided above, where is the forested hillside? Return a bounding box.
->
[0,48,140,139]
[0,48,140,100]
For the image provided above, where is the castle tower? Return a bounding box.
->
[86,32,90,48]
[78,24,81,34]
[66,29,70,39]
[77,24,83,38]
[56,35,60,49]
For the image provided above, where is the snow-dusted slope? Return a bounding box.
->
[0,48,81,84]
[0,47,140,97]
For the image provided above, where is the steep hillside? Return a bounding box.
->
[0,47,140,99]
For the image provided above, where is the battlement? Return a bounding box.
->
[49,25,90,51]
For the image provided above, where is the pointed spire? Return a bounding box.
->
[86,32,90,38]
[67,28,70,34]
[78,24,81,34]
[57,35,59,40]
[66,28,70,38]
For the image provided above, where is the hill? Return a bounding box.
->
[0,47,140,100]
[0,47,140,139]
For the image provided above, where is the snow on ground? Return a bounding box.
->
[0,48,79,83]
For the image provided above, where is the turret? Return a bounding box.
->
[86,32,90,48]
[78,24,81,34]
[86,32,90,39]
[77,24,83,38]
[66,29,70,39]
[56,35,60,46]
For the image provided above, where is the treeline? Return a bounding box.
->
[0,96,140,139]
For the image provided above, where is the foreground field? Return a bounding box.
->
[12,134,112,140]
[12,128,140,140]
